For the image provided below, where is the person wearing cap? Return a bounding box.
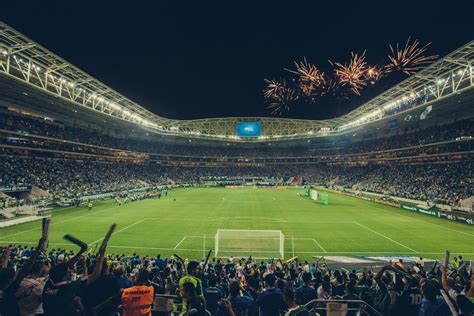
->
[256,273,285,316]
[121,269,154,316]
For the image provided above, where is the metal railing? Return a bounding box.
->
[305,299,382,316]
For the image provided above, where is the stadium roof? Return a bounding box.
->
[1,21,473,142]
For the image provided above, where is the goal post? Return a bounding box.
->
[215,229,284,259]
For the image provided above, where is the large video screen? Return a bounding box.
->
[236,122,262,137]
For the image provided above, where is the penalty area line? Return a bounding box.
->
[312,239,327,253]
[173,236,188,250]
[290,237,327,253]
[353,221,418,253]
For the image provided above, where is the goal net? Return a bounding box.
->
[215,229,284,259]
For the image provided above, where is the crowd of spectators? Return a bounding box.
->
[0,155,472,205]
[1,230,473,316]
[0,156,167,198]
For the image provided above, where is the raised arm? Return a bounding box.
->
[440,265,450,293]
[88,224,116,284]
[14,218,50,284]
[80,256,88,279]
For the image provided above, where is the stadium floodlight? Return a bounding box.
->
[214,229,284,259]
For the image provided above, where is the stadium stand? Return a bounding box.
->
[0,108,472,206]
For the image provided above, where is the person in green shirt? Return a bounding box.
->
[177,260,205,312]
[178,261,204,297]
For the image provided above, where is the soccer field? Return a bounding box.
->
[0,188,473,261]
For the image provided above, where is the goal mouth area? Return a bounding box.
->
[215,229,285,259]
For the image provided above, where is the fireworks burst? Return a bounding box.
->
[364,65,385,84]
[264,79,299,115]
[386,37,438,75]
[285,57,325,98]
[263,79,285,99]
[263,37,437,116]
[332,51,368,95]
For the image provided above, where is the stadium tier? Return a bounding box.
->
[0,21,473,316]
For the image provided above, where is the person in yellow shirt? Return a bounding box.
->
[121,269,154,316]
[176,261,205,313]
[417,257,425,269]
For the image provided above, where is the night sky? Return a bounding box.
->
[1,1,473,120]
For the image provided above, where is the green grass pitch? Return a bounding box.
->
[0,188,473,261]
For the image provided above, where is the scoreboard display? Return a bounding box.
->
[236,122,261,137]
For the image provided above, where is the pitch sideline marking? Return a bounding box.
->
[173,236,188,250]
[353,221,418,253]
[0,205,120,240]
[88,218,149,246]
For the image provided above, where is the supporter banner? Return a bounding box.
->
[439,211,474,225]
[401,204,440,217]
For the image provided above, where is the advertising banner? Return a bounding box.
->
[401,204,440,217]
